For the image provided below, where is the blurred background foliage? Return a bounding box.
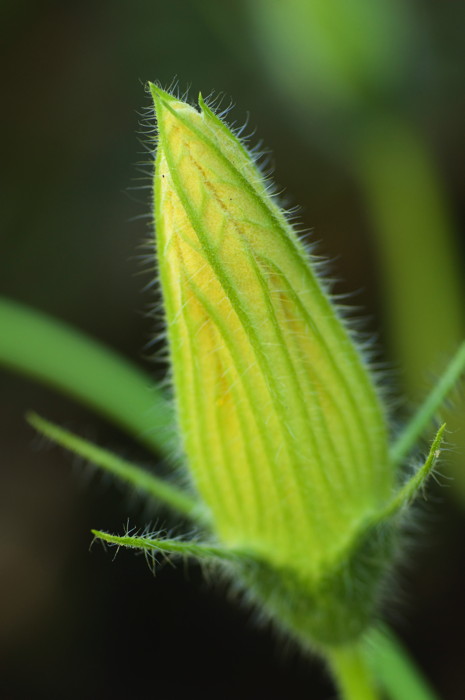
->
[1,1,464,698]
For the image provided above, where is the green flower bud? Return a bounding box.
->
[150,86,434,648]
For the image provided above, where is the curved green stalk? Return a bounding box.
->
[0,296,174,454]
[328,644,380,700]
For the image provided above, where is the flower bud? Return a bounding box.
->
[151,85,400,646]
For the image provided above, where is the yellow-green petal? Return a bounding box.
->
[151,85,391,584]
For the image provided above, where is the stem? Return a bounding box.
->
[328,644,380,700]
[0,296,174,455]
[365,626,439,700]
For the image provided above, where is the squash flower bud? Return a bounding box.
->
[150,85,433,648]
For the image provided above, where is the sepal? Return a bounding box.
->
[382,423,446,521]
[28,412,206,523]
[91,529,240,563]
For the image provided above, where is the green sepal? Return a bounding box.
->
[382,423,446,521]
[239,521,395,649]
[28,412,207,523]
[236,425,444,649]
[91,529,239,563]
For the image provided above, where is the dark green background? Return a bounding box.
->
[1,2,464,698]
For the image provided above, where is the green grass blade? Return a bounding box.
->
[392,341,465,464]
[0,296,174,455]
[28,412,205,523]
[365,627,439,700]
[92,529,238,562]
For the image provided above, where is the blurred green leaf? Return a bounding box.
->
[0,296,174,454]
[248,0,413,118]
